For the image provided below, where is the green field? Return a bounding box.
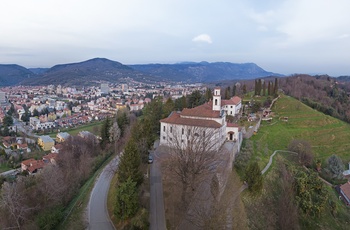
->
[244,95,350,229]
[251,94,350,165]
[48,121,103,138]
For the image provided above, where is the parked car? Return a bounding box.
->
[148,155,153,164]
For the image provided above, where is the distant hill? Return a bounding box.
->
[0,58,284,86]
[130,62,283,82]
[28,68,49,75]
[0,64,36,86]
[336,75,350,82]
[21,58,160,86]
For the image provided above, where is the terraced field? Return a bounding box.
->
[251,94,350,164]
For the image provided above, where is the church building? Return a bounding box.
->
[160,88,242,151]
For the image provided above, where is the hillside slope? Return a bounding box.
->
[0,64,36,86]
[131,62,282,83]
[21,58,160,86]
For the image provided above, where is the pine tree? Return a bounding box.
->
[114,177,139,220]
[117,111,129,137]
[162,98,175,118]
[244,161,263,195]
[118,139,143,186]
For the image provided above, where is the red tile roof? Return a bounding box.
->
[227,123,239,127]
[222,96,241,106]
[340,182,350,201]
[43,153,58,161]
[27,160,45,173]
[181,103,220,118]
[160,112,222,128]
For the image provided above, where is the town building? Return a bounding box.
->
[56,132,71,143]
[101,83,109,94]
[0,91,6,103]
[38,135,55,151]
[339,182,350,205]
[160,88,242,151]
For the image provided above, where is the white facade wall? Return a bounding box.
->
[160,122,226,151]
[235,102,242,114]
[226,126,239,141]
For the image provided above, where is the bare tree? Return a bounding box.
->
[0,178,37,229]
[109,121,121,144]
[276,160,300,230]
[288,139,313,167]
[37,165,68,207]
[166,126,220,208]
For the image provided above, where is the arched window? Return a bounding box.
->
[215,99,217,105]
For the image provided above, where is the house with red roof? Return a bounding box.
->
[21,158,45,174]
[160,88,242,151]
[339,182,350,205]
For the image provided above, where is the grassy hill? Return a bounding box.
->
[243,94,350,230]
[251,94,350,166]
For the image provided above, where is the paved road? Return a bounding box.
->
[0,169,19,177]
[88,156,119,230]
[150,149,167,230]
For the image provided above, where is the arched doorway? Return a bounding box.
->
[228,131,235,141]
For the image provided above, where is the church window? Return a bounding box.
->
[170,126,172,133]
[215,99,218,105]
[163,126,165,132]
[182,128,184,135]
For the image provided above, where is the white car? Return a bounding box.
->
[148,155,153,164]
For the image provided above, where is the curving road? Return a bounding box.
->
[261,150,297,175]
[149,141,167,230]
[88,156,119,230]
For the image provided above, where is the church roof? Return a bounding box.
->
[227,122,239,127]
[181,102,220,118]
[160,112,222,128]
[222,96,241,106]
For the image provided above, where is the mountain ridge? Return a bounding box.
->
[0,58,283,86]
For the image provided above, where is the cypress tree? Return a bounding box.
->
[232,85,236,96]
[262,81,266,96]
[242,84,247,94]
[258,79,262,96]
[274,78,278,95]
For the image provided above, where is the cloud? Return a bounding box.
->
[192,34,212,44]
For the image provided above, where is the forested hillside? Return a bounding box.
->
[279,75,350,123]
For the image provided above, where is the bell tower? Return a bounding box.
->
[212,87,221,111]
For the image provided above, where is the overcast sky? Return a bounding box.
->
[1,0,350,76]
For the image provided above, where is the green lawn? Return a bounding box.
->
[251,94,350,167]
[48,121,103,138]
[0,164,11,173]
